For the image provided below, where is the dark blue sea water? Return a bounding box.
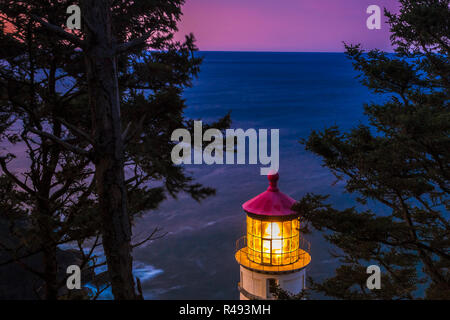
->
[131,52,385,299]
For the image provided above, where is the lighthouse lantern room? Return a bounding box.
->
[235,173,311,300]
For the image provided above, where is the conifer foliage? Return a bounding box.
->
[296,0,449,299]
[0,0,230,299]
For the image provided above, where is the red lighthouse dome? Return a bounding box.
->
[242,173,297,217]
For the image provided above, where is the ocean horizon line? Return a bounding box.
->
[196,50,346,54]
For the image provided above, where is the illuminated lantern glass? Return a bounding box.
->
[247,214,300,266]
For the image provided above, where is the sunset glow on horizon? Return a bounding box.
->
[176,0,399,52]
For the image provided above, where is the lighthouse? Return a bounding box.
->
[235,173,311,300]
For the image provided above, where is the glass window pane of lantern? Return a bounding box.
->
[283,220,292,238]
[282,252,290,265]
[290,250,298,262]
[255,251,261,264]
[272,222,282,239]
[283,238,291,253]
[262,239,271,252]
[292,218,299,235]
[262,221,271,239]
[248,247,254,261]
[254,219,261,237]
[272,239,282,254]
[252,217,257,235]
[292,236,299,251]
[262,240,271,264]
[254,236,261,251]
[247,216,252,235]
[248,234,253,250]
[272,254,282,265]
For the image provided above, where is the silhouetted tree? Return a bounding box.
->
[297,0,449,299]
[0,9,100,299]
[270,282,308,300]
[1,0,230,299]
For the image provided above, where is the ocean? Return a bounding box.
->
[131,52,385,299]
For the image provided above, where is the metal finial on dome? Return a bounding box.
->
[267,172,279,191]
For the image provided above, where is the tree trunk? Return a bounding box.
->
[36,201,58,300]
[81,0,136,299]
[42,245,58,300]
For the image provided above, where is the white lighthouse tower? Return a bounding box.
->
[235,173,311,300]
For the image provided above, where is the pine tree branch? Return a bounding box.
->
[0,232,98,268]
[124,115,147,146]
[0,242,45,278]
[122,122,132,141]
[0,157,36,195]
[116,32,153,54]
[136,277,144,300]
[396,191,449,286]
[92,283,111,300]
[56,235,102,291]
[30,15,84,48]
[131,227,167,248]
[56,117,94,145]
[27,127,91,157]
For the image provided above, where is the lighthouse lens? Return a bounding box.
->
[271,223,282,239]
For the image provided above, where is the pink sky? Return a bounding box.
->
[176,0,399,52]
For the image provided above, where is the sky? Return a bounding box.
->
[176,0,399,52]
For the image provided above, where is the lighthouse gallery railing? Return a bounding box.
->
[235,235,311,273]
